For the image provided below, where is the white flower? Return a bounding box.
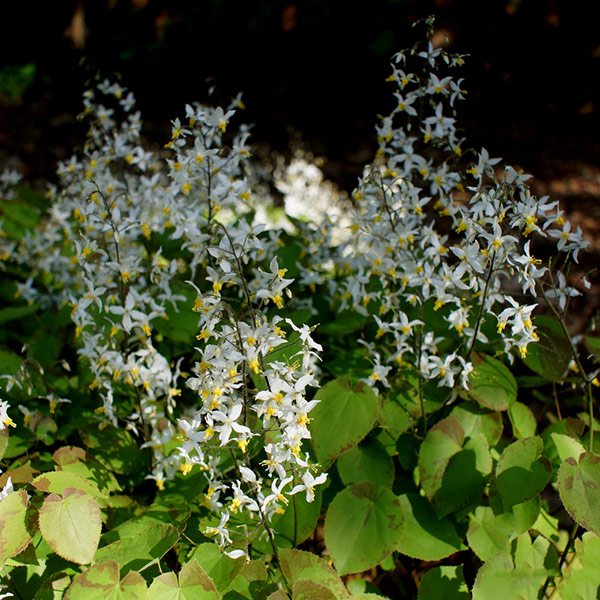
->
[0,401,15,430]
[209,402,251,446]
[108,293,147,333]
[545,272,581,311]
[290,471,328,503]
[0,477,13,501]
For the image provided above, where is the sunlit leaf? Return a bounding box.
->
[467,354,517,411]
[0,490,32,566]
[558,452,600,536]
[495,437,551,510]
[279,549,348,598]
[64,561,148,599]
[324,482,404,575]
[310,376,378,466]
[38,488,101,565]
[148,559,220,599]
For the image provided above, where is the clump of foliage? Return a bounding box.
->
[0,18,598,599]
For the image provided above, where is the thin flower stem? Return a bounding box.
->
[542,286,595,450]
[229,449,291,593]
[553,382,562,420]
[212,220,274,393]
[417,299,427,434]
[466,250,496,358]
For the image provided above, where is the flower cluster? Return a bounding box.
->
[288,38,589,402]
[5,81,326,553]
[0,32,590,556]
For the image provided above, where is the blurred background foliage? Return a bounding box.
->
[1,0,600,195]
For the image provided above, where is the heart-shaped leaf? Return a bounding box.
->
[467,354,517,411]
[39,487,101,564]
[395,493,464,560]
[0,489,32,566]
[279,549,348,598]
[324,482,404,575]
[495,437,552,510]
[310,377,378,466]
[148,559,220,599]
[558,452,600,536]
[65,561,148,599]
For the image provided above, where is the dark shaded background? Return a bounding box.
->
[1,0,600,266]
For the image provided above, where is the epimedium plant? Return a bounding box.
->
[1,17,600,599]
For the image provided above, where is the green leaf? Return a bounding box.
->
[254,486,322,553]
[531,507,568,551]
[266,593,289,600]
[395,493,464,561]
[225,559,273,598]
[467,498,541,561]
[0,303,40,325]
[419,418,491,517]
[14,183,48,210]
[31,471,105,499]
[146,497,191,528]
[148,559,220,599]
[29,325,64,368]
[523,315,571,382]
[34,571,73,599]
[38,487,101,565]
[418,417,464,502]
[64,561,148,599]
[292,580,339,600]
[541,418,585,466]
[94,516,179,572]
[418,565,470,599]
[394,374,445,419]
[53,446,121,495]
[472,533,558,600]
[450,402,503,447]
[507,401,537,439]
[554,532,600,599]
[262,333,303,376]
[337,437,394,488]
[324,482,404,575]
[52,446,88,468]
[321,346,372,380]
[550,433,586,463]
[431,433,491,518]
[467,354,517,411]
[152,283,198,345]
[377,394,412,440]
[30,412,58,445]
[0,490,32,566]
[495,437,552,511]
[81,423,148,476]
[584,334,600,360]
[0,348,23,380]
[279,549,348,599]
[347,577,388,596]
[7,420,45,458]
[310,376,378,466]
[275,242,302,279]
[0,461,38,487]
[0,429,8,461]
[3,201,40,228]
[187,543,243,593]
[558,452,600,536]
